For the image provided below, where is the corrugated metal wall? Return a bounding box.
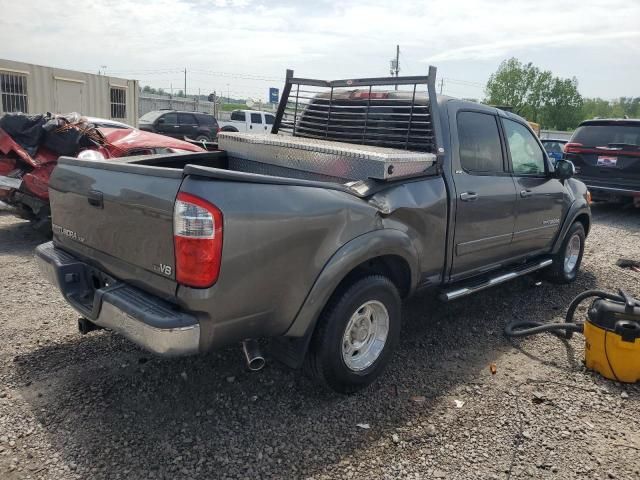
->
[0,58,139,127]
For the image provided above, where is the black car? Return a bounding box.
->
[564,119,640,204]
[138,110,219,141]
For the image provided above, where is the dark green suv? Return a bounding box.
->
[138,110,220,141]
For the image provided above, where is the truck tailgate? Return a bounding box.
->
[48,158,182,299]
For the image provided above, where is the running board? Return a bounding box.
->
[439,259,553,302]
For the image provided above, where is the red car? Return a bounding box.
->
[0,119,205,231]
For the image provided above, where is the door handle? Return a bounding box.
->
[460,192,478,202]
[173,125,180,128]
[249,125,253,129]
[520,189,533,198]
[87,190,103,209]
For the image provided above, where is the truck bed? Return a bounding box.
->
[88,149,439,198]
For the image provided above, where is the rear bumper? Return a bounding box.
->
[579,180,640,198]
[35,241,200,357]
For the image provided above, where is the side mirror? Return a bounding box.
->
[555,159,575,180]
[157,118,165,125]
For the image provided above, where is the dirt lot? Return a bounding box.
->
[0,203,638,480]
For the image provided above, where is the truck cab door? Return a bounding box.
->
[502,118,566,256]
[450,110,518,281]
[156,113,178,137]
[177,112,198,139]
[249,112,263,133]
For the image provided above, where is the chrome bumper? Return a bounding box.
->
[35,242,200,357]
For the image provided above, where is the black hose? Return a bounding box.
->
[504,289,625,340]
[504,321,583,338]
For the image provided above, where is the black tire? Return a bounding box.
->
[221,127,238,133]
[195,135,210,142]
[543,222,585,284]
[304,275,401,394]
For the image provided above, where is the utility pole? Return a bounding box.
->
[184,68,187,98]
[389,45,400,90]
[439,78,444,94]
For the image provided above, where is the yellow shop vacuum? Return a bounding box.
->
[505,289,640,383]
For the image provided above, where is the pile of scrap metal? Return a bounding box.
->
[0,112,205,232]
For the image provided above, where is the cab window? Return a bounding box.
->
[230,111,246,121]
[250,113,262,124]
[457,111,504,174]
[503,119,546,175]
[265,114,275,125]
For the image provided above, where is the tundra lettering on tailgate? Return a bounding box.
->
[52,224,85,243]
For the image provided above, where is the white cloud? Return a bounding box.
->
[0,0,638,99]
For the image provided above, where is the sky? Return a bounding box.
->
[1,0,638,102]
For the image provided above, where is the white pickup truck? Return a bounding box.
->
[218,109,276,133]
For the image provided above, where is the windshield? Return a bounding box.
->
[573,124,640,147]
[542,140,566,153]
[139,111,166,123]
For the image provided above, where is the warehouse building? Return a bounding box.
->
[0,59,139,126]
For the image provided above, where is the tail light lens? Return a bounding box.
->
[564,142,583,154]
[173,192,223,288]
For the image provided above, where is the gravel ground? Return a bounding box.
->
[0,202,639,480]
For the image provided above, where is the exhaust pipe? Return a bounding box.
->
[241,339,265,371]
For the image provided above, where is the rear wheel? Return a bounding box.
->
[544,222,585,284]
[304,275,401,394]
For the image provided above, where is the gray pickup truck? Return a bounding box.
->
[36,68,590,393]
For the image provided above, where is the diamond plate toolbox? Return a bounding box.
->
[218,132,436,181]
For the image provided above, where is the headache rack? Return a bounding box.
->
[272,66,443,156]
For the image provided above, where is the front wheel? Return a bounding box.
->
[543,222,586,284]
[304,275,401,394]
[195,135,211,142]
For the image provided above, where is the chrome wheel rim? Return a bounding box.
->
[342,300,389,372]
[564,234,581,274]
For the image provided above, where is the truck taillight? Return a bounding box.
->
[350,91,389,100]
[173,192,223,288]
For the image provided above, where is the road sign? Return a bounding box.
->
[269,88,279,104]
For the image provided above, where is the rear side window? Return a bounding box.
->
[572,124,640,147]
[231,111,246,121]
[178,113,197,125]
[503,119,546,175]
[160,113,177,125]
[197,114,216,126]
[250,113,262,124]
[457,111,504,174]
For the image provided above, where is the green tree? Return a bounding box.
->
[580,97,640,121]
[541,77,583,130]
[485,58,583,129]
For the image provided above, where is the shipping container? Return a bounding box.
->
[0,58,139,127]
